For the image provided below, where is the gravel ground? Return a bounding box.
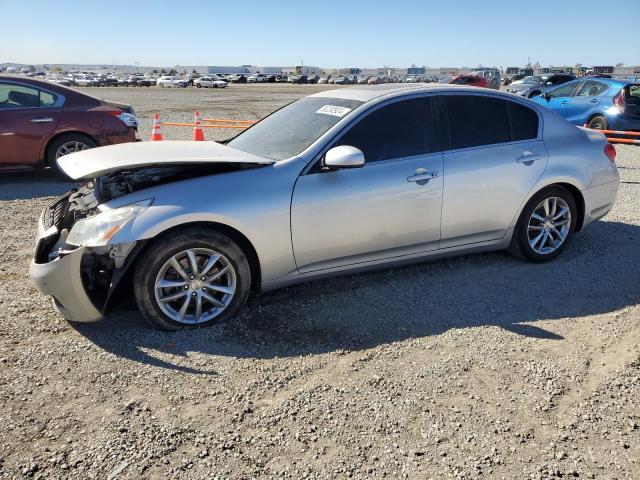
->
[0,85,639,479]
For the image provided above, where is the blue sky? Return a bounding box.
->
[1,0,638,68]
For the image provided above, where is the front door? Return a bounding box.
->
[291,96,443,272]
[565,80,609,125]
[0,81,62,168]
[537,80,582,118]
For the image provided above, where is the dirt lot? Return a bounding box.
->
[0,84,639,480]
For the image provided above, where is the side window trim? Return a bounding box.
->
[441,92,543,154]
[303,93,442,175]
[0,81,65,110]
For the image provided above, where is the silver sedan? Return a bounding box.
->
[30,85,620,330]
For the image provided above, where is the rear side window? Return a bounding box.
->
[575,80,608,97]
[0,83,57,109]
[334,97,440,162]
[509,102,539,141]
[445,95,510,149]
[445,95,538,149]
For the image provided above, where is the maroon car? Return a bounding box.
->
[0,76,138,175]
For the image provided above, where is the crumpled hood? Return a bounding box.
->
[57,140,274,179]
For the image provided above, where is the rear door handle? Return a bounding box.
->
[516,152,543,164]
[407,168,439,184]
[589,98,599,103]
[30,117,54,123]
[560,101,568,105]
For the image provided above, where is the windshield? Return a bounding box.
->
[227,97,364,160]
[522,76,543,84]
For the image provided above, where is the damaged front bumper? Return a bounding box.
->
[30,245,103,323]
[29,193,141,323]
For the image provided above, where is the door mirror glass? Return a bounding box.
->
[324,146,365,169]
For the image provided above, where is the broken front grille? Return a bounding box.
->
[42,193,71,231]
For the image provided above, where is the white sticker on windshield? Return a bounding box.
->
[316,105,352,117]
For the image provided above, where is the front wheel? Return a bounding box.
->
[512,186,577,262]
[133,228,251,330]
[196,83,202,88]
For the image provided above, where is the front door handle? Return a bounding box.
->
[560,100,568,105]
[516,151,543,164]
[31,117,54,123]
[589,98,599,103]
[407,168,438,185]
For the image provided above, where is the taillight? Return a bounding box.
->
[613,88,625,112]
[107,109,123,117]
[604,142,616,163]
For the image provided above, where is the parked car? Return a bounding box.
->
[356,76,369,84]
[157,76,178,87]
[98,75,119,87]
[74,74,100,87]
[306,75,320,84]
[532,78,640,131]
[449,75,488,88]
[124,76,153,87]
[507,74,575,98]
[275,75,289,83]
[46,75,72,87]
[289,75,308,84]
[470,69,501,89]
[194,76,227,88]
[332,76,352,85]
[265,75,277,83]
[317,75,331,84]
[30,85,619,330]
[367,76,388,85]
[247,74,266,83]
[0,76,138,175]
[228,75,248,84]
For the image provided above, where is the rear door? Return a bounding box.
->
[536,80,581,118]
[565,80,609,124]
[440,94,547,248]
[0,81,62,168]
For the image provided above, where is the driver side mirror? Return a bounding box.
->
[324,146,365,169]
[541,92,552,100]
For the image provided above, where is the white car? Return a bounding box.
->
[247,74,266,83]
[75,74,99,87]
[194,76,228,88]
[157,76,186,88]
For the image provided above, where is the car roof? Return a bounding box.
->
[310,83,509,102]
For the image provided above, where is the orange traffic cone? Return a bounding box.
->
[193,111,205,141]
[150,113,163,141]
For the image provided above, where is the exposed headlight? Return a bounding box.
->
[67,199,152,247]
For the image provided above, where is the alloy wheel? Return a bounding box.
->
[55,141,89,159]
[527,197,571,255]
[154,248,236,324]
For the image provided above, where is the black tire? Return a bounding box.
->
[511,186,577,263]
[46,134,97,178]
[196,83,202,88]
[133,227,252,331]
[588,115,608,130]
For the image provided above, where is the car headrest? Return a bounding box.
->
[8,90,40,107]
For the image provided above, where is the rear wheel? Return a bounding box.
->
[133,228,251,330]
[512,186,577,262]
[588,115,608,130]
[46,134,96,178]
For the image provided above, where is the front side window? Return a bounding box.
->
[227,97,364,160]
[0,83,58,109]
[547,81,579,98]
[332,97,440,163]
[575,80,608,97]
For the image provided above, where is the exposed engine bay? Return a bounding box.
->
[34,162,264,314]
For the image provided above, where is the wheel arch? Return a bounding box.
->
[42,131,98,165]
[129,221,262,292]
[518,181,586,232]
[585,112,607,127]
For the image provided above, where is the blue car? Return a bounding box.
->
[531,77,640,131]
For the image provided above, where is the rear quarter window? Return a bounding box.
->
[509,102,539,141]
